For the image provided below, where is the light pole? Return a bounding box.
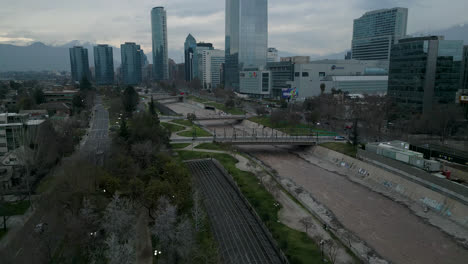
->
[319,239,325,263]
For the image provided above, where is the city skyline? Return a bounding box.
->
[1,0,467,61]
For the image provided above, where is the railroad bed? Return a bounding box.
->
[186,159,286,264]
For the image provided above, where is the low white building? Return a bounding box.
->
[292,59,389,99]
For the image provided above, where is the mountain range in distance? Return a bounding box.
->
[1,23,467,72]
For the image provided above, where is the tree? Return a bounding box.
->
[187,113,197,123]
[72,93,85,114]
[305,111,319,125]
[32,88,46,105]
[320,83,326,94]
[256,106,268,116]
[299,217,315,233]
[192,191,206,233]
[122,86,139,115]
[325,240,339,264]
[149,96,156,116]
[17,95,34,110]
[80,76,92,91]
[119,118,129,140]
[225,97,235,109]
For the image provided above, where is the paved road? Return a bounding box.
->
[81,97,110,165]
[0,97,110,264]
[241,145,468,264]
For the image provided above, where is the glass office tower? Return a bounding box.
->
[352,7,408,60]
[225,0,268,90]
[184,34,197,81]
[94,45,114,85]
[463,46,468,92]
[151,7,169,80]
[69,46,90,83]
[193,43,213,80]
[388,36,463,114]
[121,42,143,85]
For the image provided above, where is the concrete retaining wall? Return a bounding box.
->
[310,146,468,230]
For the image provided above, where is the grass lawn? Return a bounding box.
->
[177,151,325,263]
[204,102,246,115]
[171,143,191,149]
[178,126,212,137]
[0,229,7,240]
[320,142,357,158]
[195,143,231,151]
[172,119,193,127]
[249,116,337,136]
[161,122,186,133]
[0,200,31,216]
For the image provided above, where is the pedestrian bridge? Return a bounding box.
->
[160,115,248,121]
[171,133,335,146]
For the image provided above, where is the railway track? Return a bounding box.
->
[186,160,286,264]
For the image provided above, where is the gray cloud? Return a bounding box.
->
[0,0,467,62]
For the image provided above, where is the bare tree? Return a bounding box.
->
[299,216,315,233]
[191,191,206,233]
[175,217,195,261]
[325,240,339,264]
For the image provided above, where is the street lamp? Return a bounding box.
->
[319,240,325,263]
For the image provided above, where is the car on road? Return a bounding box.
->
[334,136,346,141]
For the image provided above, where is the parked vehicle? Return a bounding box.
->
[334,136,346,141]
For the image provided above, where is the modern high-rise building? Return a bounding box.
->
[193,43,213,80]
[201,49,225,89]
[69,46,91,83]
[388,36,464,114]
[93,45,114,85]
[184,34,197,81]
[463,46,468,93]
[225,0,268,90]
[267,48,279,63]
[121,42,143,85]
[352,7,408,61]
[151,7,169,80]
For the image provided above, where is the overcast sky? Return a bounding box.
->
[0,0,467,61]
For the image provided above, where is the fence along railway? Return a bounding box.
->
[186,159,288,264]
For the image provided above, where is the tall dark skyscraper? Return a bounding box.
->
[388,36,463,114]
[463,46,468,93]
[184,34,197,82]
[121,42,143,85]
[151,7,169,80]
[225,0,268,90]
[352,7,408,60]
[93,44,114,85]
[69,46,90,83]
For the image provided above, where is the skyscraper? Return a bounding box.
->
[193,43,214,80]
[463,46,468,93]
[69,46,90,83]
[93,44,114,85]
[151,7,169,80]
[225,0,268,90]
[184,34,197,81]
[352,7,408,60]
[201,49,225,89]
[121,42,143,85]
[388,36,463,114]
